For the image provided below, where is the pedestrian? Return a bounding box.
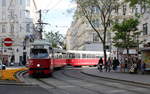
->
[137,58,141,73]
[106,57,112,72]
[104,60,108,72]
[120,58,125,72]
[141,60,145,74]
[97,57,103,72]
[112,57,120,71]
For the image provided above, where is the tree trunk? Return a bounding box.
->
[126,47,130,71]
[103,42,107,64]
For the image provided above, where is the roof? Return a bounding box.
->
[66,50,110,54]
[30,40,51,46]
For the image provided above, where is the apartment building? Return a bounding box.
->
[66,1,150,58]
[66,3,115,52]
[0,0,38,65]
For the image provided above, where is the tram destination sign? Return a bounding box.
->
[33,45,44,49]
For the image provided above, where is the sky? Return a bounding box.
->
[35,0,77,36]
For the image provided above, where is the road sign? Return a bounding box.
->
[3,38,13,47]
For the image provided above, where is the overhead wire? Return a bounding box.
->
[44,0,63,13]
[41,0,73,33]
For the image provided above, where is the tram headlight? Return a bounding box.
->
[37,64,40,67]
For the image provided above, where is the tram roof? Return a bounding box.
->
[53,48,66,53]
[30,40,51,46]
[66,50,110,54]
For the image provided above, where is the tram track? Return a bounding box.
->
[35,78,71,94]
[19,68,150,94]
[21,69,105,94]
[53,71,106,94]
[60,69,150,94]
[36,77,102,94]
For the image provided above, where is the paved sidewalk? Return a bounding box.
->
[82,67,150,85]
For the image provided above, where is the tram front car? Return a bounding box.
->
[27,40,53,76]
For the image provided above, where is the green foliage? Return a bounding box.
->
[113,19,139,32]
[125,0,150,7]
[125,0,138,6]
[112,18,140,49]
[44,31,64,48]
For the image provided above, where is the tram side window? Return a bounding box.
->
[69,54,72,58]
[63,54,66,59]
[92,54,95,58]
[69,53,75,58]
[87,54,93,58]
[59,55,62,59]
[57,54,59,59]
[87,54,90,58]
[75,54,80,58]
[82,54,87,58]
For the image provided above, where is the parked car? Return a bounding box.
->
[10,62,14,66]
[0,60,6,70]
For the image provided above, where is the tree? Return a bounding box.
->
[112,18,141,62]
[125,0,150,6]
[75,0,120,63]
[44,31,65,48]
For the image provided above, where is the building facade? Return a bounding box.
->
[66,2,150,58]
[0,0,38,65]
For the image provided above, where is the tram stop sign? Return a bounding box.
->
[3,38,13,47]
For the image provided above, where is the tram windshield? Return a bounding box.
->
[30,49,49,59]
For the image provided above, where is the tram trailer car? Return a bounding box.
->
[53,48,67,69]
[27,40,54,76]
[66,50,109,67]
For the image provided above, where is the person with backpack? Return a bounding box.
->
[112,57,120,71]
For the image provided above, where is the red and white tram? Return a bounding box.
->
[27,40,67,76]
[27,40,53,75]
[66,50,109,67]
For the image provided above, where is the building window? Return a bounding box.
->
[93,33,99,42]
[2,0,6,7]
[141,5,146,14]
[143,23,148,35]
[20,11,22,18]
[10,10,15,19]
[132,7,134,13]
[10,24,14,32]
[115,5,119,14]
[20,0,23,5]
[20,25,22,32]
[2,11,6,20]
[25,10,30,17]
[26,24,30,32]
[123,5,126,15]
[115,19,119,23]
[26,0,30,6]
[92,19,100,28]
[2,24,6,33]
[90,6,99,14]
[135,7,138,15]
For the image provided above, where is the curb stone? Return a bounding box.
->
[81,71,150,88]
